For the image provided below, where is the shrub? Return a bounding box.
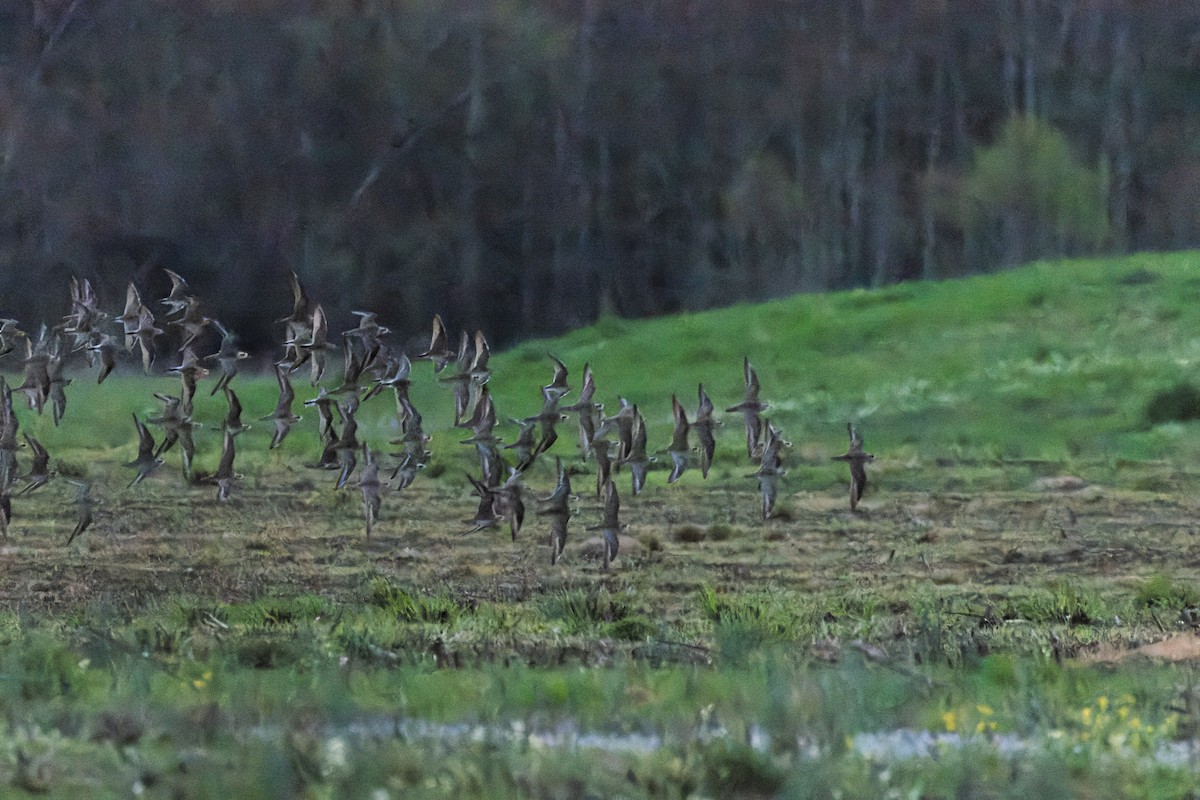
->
[1145,382,1200,425]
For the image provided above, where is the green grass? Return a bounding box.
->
[6,252,1200,795]
[21,251,1200,491]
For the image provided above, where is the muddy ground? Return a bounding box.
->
[0,464,1195,637]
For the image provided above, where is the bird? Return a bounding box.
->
[492,469,526,541]
[599,479,622,571]
[726,357,770,459]
[692,383,720,478]
[542,354,571,402]
[126,414,165,487]
[148,392,196,479]
[65,480,95,544]
[159,269,196,317]
[333,407,360,490]
[284,304,329,385]
[561,362,601,461]
[206,319,250,395]
[525,390,568,459]
[389,450,425,491]
[222,387,250,436]
[538,458,573,565]
[504,419,539,472]
[832,423,875,512]
[666,394,691,484]
[593,397,635,461]
[17,433,51,495]
[262,363,302,449]
[437,330,476,425]
[616,406,652,496]
[342,311,390,372]
[168,346,209,416]
[463,474,501,534]
[417,314,456,372]
[358,444,382,538]
[747,420,790,520]
[0,318,27,357]
[213,427,239,502]
[278,270,314,367]
[591,438,613,501]
[87,333,121,384]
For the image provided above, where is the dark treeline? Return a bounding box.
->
[1,1,1199,351]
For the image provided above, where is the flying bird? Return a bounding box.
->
[126,414,165,488]
[726,357,770,459]
[262,363,302,449]
[832,423,875,512]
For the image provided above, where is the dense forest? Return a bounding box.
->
[1,0,1199,350]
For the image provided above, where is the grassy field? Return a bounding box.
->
[4,253,1200,796]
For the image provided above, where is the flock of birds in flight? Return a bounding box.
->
[0,270,876,569]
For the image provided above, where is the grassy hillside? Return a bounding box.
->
[490,250,1200,487]
[15,251,1200,493]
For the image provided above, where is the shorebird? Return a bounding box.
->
[693,383,720,478]
[87,332,121,384]
[372,351,413,428]
[464,474,501,534]
[616,407,652,495]
[333,407,360,490]
[278,270,313,367]
[46,339,70,426]
[599,479,621,571]
[594,397,635,461]
[222,387,250,436]
[493,468,525,541]
[148,392,196,479]
[526,390,568,459]
[726,357,770,459]
[748,420,790,519]
[343,311,389,371]
[542,355,571,403]
[168,346,209,416]
[538,458,573,565]
[832,423,875,511]
[130,306,162,372]
[438,330,476,425]
[65,479,95,545]
[417,314,456,372]
[0,318,26,358]
[17,434,50,495]
[118,283,148,349]
[15,332,51,413]
[213,427,238,502]
[206,319,250,395]
[262,363,302,449]
[562,362,601,460]
[591,438,613,501]
[358,444,382,537]
[284,304,329,385]
[389,450,425,491]
[160,269,196,317]
[504,418,539,472]
[666,394,691,484]
[392,395,431,466]
[126,414,165,487]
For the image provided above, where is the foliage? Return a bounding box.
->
[959,115,1110,262]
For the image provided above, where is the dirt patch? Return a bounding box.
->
[1084,635,1200,664]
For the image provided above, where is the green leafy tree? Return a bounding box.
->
[959,114,1109,266]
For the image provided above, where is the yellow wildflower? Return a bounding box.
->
[1081,707,1093,726]
[941,711,958,732]
[1097,696,1108,712]
[976,704,994,716]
